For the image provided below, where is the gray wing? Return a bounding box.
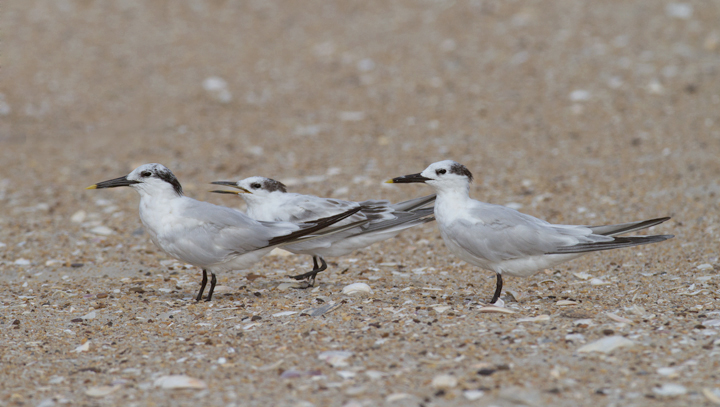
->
[159,200,288,266]
[443,202,612,263]
[390,194,436,211]
[587,217,671,236]
[279,194,369,225]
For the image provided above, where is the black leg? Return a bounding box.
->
[490,274,503,304]
[205,272,217,302]
[196,269,208,302]
[287,256,328,286]
[288,256,328,289]
[306,257,327,287]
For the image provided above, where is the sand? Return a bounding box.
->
[1,1,719,406]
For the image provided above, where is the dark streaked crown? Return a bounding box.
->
[262,178,287,193]
[449,162,473,182]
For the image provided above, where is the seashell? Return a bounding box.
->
[386,393,412,402]
[85,385,121,397]
[272,311,297,317]
[557,300,578,306]
[432,306,451,314]
[702,388,720,404]
[573,272,592,280]
[431,374,458,389]
[318,350,353,367]
[71,341,91,353]
[577,336,634,354]
[342,283,373,296]
[652,383,687,397]
[464,390,484,401]
[477,305,516,314]
[516,315,550,323]
[89,226,114,236]
[153,375,207,390]
[606,313,634,324]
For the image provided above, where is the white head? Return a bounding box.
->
[87,163,183,197]
[210,176,287,204]
[388,160,474,194]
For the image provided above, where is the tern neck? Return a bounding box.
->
[433,183,471,201]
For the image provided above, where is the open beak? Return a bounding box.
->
[385,173,432,184]
[86,176,140,190]
[210,181,251,194]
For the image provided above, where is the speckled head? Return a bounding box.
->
[388,160,474,194]
[87,163,183,197]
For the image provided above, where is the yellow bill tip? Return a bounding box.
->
[384,179,394,184]
[85,185,98,190]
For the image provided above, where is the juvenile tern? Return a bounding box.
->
[87,164,363,301]
[211,176,435,285]
[388,160,674,304]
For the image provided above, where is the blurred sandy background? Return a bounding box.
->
[1,1,719,406]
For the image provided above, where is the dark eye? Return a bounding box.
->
[141,171,152,177]
[251,183,261,189]
[436,169,447,175]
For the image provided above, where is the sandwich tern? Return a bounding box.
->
[87,164,363,301]
[211,176,436,286]
[388,160,674,304]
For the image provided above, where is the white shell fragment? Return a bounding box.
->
[702,388,720,404]
[89,226,114,236]
[386,393,413,402]
[202,76,232,103]
[653,383,687,397]
[557,300,578,306]
[431,374,458,389]
[318,351,353,367]
[272,311,298,317]
[606,313,634,324]
[463,390,485,401]
[432,305,451,314]
[153,375,207,390]
[85,385,121,397]
[72,341,91,353]
[573,272,592,280]
[477,305,516,314]
[342,283,373,296]
[697,263,714,271]
[590,278,611,286]
[70,210,86,223]
[577,336,635,354]
[81,311,97,320]
[516,315,550,323]
[268,248,293,257]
